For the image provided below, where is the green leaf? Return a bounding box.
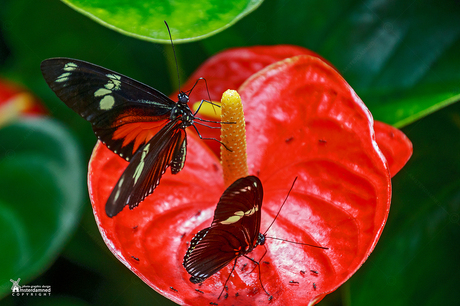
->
[0,118,85,298]
[61,0,264,43]
[202,0,460,127]
[347,101,460,305]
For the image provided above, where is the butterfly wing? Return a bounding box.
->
[183,176,263,282]
[183,226,250,283]
[105,118,186,217]
[211,176,263,247]
[41,58,177,161]
[170,136,187,174]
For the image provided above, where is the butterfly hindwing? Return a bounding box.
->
[170,136,187,174]
[183,176,263,283]
[105,119,186,217]
[184,226,251,283]
[40,58,177,161]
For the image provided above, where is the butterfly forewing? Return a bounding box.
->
[211,176,263,247]
[40,58,177,161]
[183,176,263,283]
[105,119,186,217]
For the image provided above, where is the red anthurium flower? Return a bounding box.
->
[0,78,47,127]
[174,45,412,177]
[89,47,412,305]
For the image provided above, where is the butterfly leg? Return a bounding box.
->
[190,124,233,152]
[194,98,221,114]
[194,121,222,129]
[247,245,268,274]
[194,114,235,125]
[243,252,270,297]
[219,258,238,299]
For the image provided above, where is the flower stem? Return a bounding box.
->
[220,90,249,187]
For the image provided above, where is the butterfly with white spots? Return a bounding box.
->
[41,58,211,217]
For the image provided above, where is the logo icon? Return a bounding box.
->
[9,277,51,296]
[10,278,21,293]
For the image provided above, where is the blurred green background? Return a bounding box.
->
[0,0,459,305]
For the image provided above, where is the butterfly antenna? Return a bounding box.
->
[164,21,181,91]
[263,177,329,250]
[263,177,298,236]
[264,236,329,249]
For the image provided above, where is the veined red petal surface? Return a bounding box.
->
[173,45,327,103]
[89,54,397,305]
[173,46,412,175]
[373,121,413,177]
[89,134,224,305]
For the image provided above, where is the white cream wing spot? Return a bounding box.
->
[63,62,77,71]
[133,163,145,186]
[55,77,68,83]
[94,88,112,97]
[239,186,252,193]
[113,177,124,201]
[112,80,121,90]
[107,73,121,80]
[220,215,242,225]
[244,205,258,216]
[58,72,71,78]
[55,72,72,83]
[99,95,115,110]
[133,144,150,185]
[106,74,122,90]
[220,211,244,224]
[113,189,121,201]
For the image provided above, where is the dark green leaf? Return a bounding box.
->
[347,101,460,305]
[0,118,84,298]
[62,0,264,43]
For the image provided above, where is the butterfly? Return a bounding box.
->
[40,58,221,217]
[182,176,328,299]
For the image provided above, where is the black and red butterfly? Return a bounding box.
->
[40,58,220,217]
[183,176,328,299]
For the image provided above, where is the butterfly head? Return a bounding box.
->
[177,91,189,105]
[256,232,266,247]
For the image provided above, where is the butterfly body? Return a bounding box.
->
[41,58,198,217]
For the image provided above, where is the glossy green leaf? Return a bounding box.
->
[62,0,263,43]
[202,0,460,127]
[346,101,460,305]
[0,118,84,298]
